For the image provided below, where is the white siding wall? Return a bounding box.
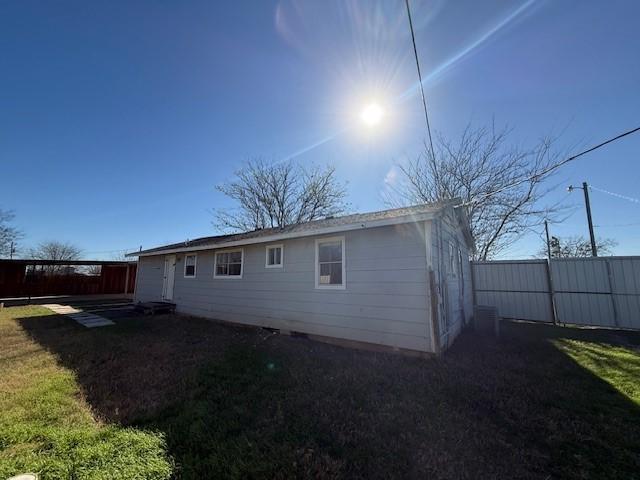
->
[136,223,434,352]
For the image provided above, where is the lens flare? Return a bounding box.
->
[360,103,384,127]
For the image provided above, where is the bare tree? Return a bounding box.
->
[29,241,82,261]
[0,208,22,258]
[215,159,349,232]
[538,235,617,258]
[27,241,83,275]
[388,123,569,260]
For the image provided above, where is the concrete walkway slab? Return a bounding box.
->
[43,303,115,328]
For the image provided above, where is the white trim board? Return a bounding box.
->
[132,211,438,257]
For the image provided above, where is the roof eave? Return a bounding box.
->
[129,211,438,257]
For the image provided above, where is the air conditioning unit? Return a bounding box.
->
[474,305,500,336]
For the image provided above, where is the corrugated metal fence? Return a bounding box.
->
[472,256,640,330]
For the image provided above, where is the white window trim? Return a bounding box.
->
[449,241,459,277]
[265,243,284,268]
[183,253,197,278]
[213,248,244,279]
[315,236,346,290]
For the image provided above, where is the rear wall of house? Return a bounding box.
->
[135,223,433,352]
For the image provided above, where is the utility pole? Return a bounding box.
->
[544,220,552,259]
[542,221,559,325]
[582,182,597,257]
[568,182,597,257]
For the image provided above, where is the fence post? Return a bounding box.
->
[545,259,559,325]
[604,258,619,328]
[124,264,130,295]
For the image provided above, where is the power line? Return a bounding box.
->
[589,185,640,204]
[595,221,640,228]
[457,125,640,208]
[566,126,640,163]
[404,0,435,156]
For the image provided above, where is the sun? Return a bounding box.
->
[360,102,384,127]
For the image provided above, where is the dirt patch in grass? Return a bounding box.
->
[4,306,640,479]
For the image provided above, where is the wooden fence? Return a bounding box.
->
[0,260,137,298]
[471,256,640,330]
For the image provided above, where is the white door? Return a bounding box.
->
[162,255,176,301]
[444,242,463,334]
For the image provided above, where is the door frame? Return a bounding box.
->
[162,254,176,301]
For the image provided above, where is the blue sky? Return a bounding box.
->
[1,0,639,259]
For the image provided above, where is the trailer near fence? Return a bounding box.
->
[471,256,640,330]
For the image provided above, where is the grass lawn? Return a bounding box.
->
[1,306,639,479]
[0,306,171,479]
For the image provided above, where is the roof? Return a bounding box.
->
[129,201,468,257]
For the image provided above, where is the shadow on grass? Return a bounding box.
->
[15,311,640,479]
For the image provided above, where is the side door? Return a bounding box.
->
[445,241,462,330]
[162,254,176,301]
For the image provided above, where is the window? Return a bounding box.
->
[265,244,283,268]
[315,236,345,289]
[214,249,243,278]
[184,254,197,278]
[449,242,458,276]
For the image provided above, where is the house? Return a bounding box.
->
[129,201,474,354]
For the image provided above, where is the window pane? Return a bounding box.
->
[319,262,342,285]
[319,263,332,284]
[216,264,227,275]
[318,244,329,262]
[268,248,275,265]
[230,251,242,263]
[185,265,195,276]
[319,242,341,262]
[274,248,281,265]
[186,255,195,267]
[229,263,241,276]
[329,262,342,284]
